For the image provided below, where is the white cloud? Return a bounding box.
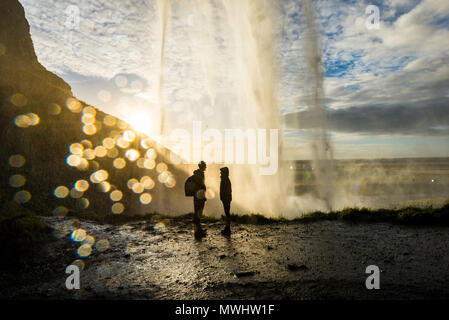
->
[18,0,449,158]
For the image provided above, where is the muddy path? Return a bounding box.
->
[2,216,449,299]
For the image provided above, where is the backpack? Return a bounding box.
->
[184,175,197,197]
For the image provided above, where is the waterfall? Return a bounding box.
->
[302,0,334,211]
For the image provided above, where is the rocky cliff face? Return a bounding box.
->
[0,0,38,63]
[0,0,195,218]
[0,0,72,97]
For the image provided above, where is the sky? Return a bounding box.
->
[18,0,449,160]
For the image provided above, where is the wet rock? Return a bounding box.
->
[287,264,308,271]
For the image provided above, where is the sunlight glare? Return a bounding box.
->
[128,113,150,134]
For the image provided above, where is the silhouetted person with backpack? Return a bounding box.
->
[220,167,232,236]
[185,161,208,239]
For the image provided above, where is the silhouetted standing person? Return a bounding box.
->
[220,167,232,236]
[193,161,207,239]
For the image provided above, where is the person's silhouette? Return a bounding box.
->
[220,167,232,236]
[193,161,207,239]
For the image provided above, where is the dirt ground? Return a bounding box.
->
[2,215,449,300]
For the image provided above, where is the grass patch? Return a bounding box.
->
[65,210,287,225]
[228,213,288,224]
[297,202,449,225]
[34,200,449,227]
[0,202,51,268]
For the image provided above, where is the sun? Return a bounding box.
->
[128,113,150,134]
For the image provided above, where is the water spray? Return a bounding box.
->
[157,0,170,135]
[302,0,334,211]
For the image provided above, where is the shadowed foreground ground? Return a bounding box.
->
[2,215,449,300]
